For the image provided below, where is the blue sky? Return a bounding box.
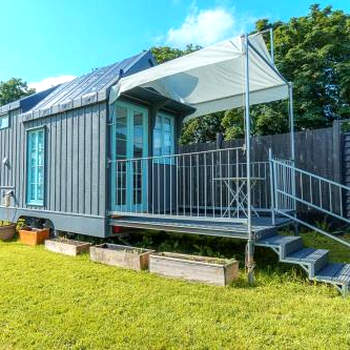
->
[1,0,349,91]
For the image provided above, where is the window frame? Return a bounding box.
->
[26,127,46,207]
[110,99,149,212]
[0,113,9,130]
[152,112,175,164]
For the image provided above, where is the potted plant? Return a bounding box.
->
[149,252,239,286]
[0,221,16,241]
[19,226,50,246]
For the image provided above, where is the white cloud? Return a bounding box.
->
[165,6,240,47]
[29,75,76,92]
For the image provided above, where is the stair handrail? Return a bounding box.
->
[270,154,350,248]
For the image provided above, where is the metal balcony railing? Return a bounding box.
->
[111,147,272,222]
[271,156,350,248]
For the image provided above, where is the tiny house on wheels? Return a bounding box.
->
[1,32,350,295]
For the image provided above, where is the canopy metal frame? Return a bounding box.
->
[243,29,295,284]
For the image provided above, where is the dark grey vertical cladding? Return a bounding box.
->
[91,104,100,215]
[0,102,106,219]
[19,113,26,207]
[99,104,107,216]
[78,107,86,214]
[62,102,105,216]
[72,108,80,213]
[13,110,20,207]
[49,114,55,210]
[84,105,92,215]
[66,110,74,212]
[0,115,5,186]
[0,109,20,200]
[55,113,62,211]
[61,112,67,212]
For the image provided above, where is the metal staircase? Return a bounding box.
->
[260,154,350,296]
[256,230,350,297]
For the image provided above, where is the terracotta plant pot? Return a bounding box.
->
[19,228,50,246]
[0,224,16,241]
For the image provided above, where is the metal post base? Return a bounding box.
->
[245,240,255,285]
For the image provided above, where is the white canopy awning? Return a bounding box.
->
[110,33,289,119]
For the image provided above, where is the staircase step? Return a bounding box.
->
[315,263,350,285]
[255,228,277,240]
[284,248,329,277]
[256,234,301,247]
[284,237,304,257]
[256,234,304,259]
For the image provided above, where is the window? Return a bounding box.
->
[153,113,174,163]
[27,128,45,206]
[0,114,9,130]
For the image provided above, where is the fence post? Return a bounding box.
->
[332,120,342,180]
[332,120,344,216]
[216,132,224,149]
[269,148,276,225]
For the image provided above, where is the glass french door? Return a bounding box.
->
[110,101,148,212]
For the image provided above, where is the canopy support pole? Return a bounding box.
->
[288,82,295,162]
[269,28,274,65]
[244,33,255,285]
[288,82,298,233]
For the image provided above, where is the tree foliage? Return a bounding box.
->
[151,44,201,64]
[155,4,350,144]
[264,4,350,130]
[0,78,35,106]
[179,113,224,144]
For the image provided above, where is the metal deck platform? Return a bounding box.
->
[109,216,291,239]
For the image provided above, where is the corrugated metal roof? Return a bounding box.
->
[21,85,61,112]
[30,50,155,114]
[0,85,59,114]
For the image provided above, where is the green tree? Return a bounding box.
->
[0,78,35,106]
[151,44,201,64]
[256,4,350,131]
[220,103,289,141]
[179,112,224,144]
[221,109,245,140]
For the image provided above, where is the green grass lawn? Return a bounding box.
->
[0,237,350,350]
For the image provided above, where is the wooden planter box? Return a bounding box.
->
[150,252,239,286]
[19,228,50,246]
[0,224,16,241]
[45,238,91,256]
[90,244,154,271]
